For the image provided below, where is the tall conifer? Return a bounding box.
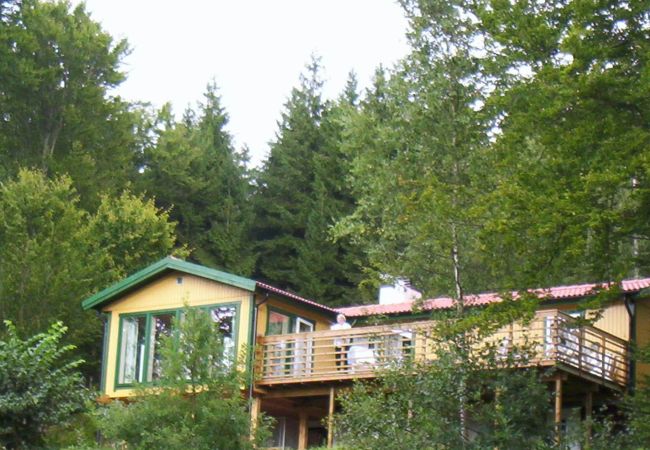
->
[253,60,366,305]
[138,83,254,275]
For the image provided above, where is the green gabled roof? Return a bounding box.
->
[81,256,257,311]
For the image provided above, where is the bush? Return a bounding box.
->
[0,321,88,449]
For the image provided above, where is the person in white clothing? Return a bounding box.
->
[331,313,351,370]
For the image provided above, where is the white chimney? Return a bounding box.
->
[379,278,422,305]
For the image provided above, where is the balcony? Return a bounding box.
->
[255,309,628,389]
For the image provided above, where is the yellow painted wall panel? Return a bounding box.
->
[592,301,630,341]
[636,299,650,383]
[102,272,252,398]
[255,296,333,337]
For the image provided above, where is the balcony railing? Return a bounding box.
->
[255,310,628,387]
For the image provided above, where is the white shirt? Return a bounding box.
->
[331,322,351,347]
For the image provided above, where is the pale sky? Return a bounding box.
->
[74,0,410,166]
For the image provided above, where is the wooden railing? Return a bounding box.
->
[255,309,629,387]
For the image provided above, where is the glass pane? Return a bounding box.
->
[148,313,174,381]
[268,311,291,335]
[118,316,147,384]
[210,306,237,364]
[296,319,313,333]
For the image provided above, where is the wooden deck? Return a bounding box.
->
[255,309,628,388]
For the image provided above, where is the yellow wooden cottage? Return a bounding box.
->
[81,256,335,390]
[82,256,650,449]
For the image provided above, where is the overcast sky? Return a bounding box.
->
[74,0,410,166]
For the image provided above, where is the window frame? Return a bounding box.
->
[114,301,241,390]
[265,306,315,336]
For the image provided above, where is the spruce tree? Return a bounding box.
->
[138,83,255,275]
[253,60,366,305]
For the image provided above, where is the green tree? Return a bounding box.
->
[0,0,144,205]
[335,0,495,298]
[0,320,87,450]
[0,169,181,378]
[100,306,269,450]
[475,0,650,286]
[617,344,650,447]
[253,60,366,305]
[138,83,255,275]
[332,1,564,444]
[335,308,552,449]
[88,191,181,278]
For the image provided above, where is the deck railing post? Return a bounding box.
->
[552,315,560,361]
[250,396,261,445]
[601,334,606,378]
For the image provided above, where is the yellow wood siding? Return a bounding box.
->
[636,298,650,383]
[536,300,629,340]
[255,296,332,336]
[592,301,630,341]
[101,271,252,398]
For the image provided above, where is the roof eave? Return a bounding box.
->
[255,283,337,316]
[81,257,256,311]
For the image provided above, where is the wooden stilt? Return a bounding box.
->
[250,396,261,443]
[585,391,593,448]
[298,411,308,450]
[327,387,335,448]
[555,378,563,445]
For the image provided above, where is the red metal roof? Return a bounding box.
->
[337,278,650,318]
[256,281,338,315]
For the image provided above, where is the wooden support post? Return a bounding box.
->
[555,378,563,445]
[298,411,309,450]
[327,387,335,448]
[584,390,593,448]
[250,396,261,443]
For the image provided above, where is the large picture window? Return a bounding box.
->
[116,303,239,386]
[118,315,147,384]
[210,306,237,365]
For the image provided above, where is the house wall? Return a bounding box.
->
[635,297,650,382]
[101,271,253,398]
[544,300,628,340]
[592,300,630,341]
[256,296,333,336]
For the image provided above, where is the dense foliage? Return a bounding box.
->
[0,0,141,206]
[252,60,368,305]
[0,321,87,449]
[136,83,255,275]
[0,169,180,377]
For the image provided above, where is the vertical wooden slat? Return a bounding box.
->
[601,334,607,377]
